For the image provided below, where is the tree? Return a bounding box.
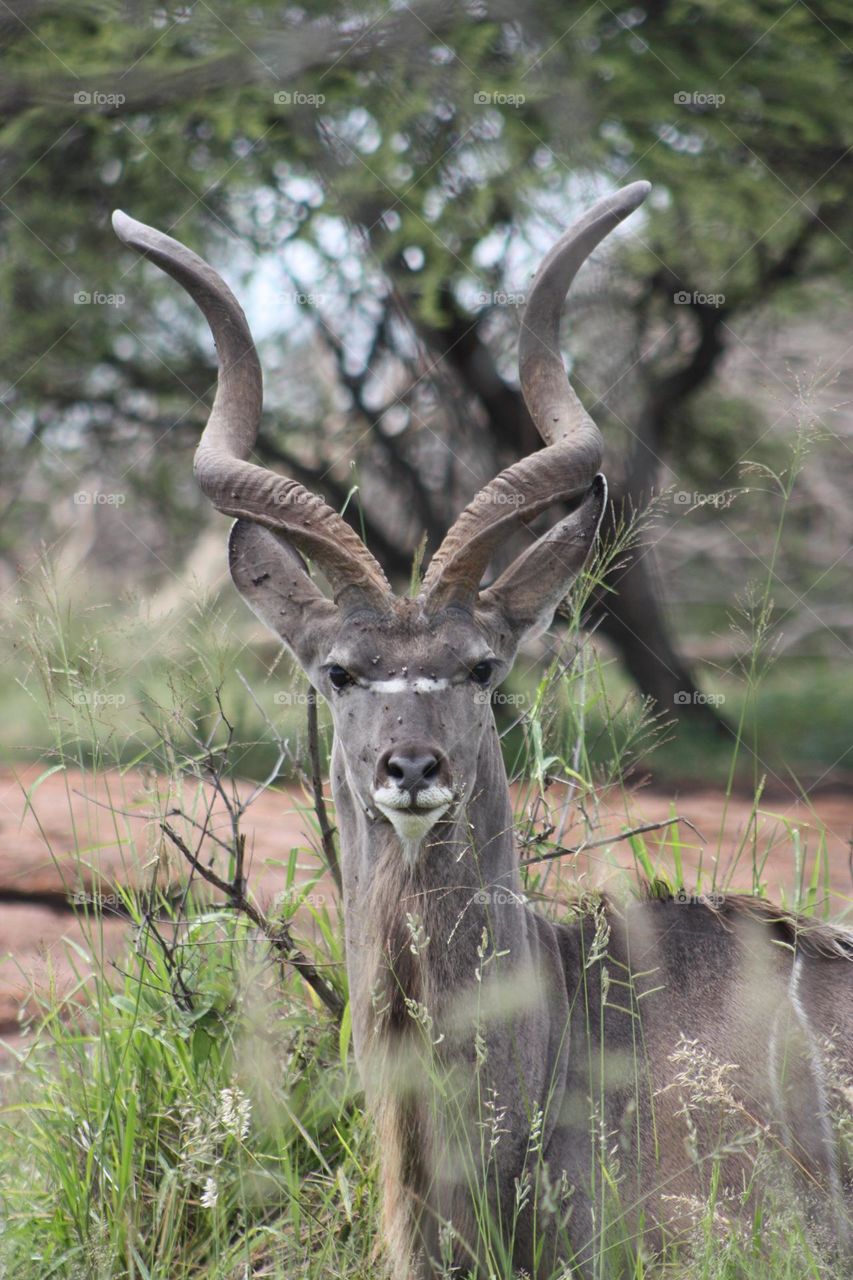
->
[2,0,852,726]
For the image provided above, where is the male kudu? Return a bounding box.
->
[114,182,853,1277]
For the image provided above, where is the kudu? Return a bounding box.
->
[114,183,853,1276]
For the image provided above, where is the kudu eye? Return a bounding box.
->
[328,665,354,691]
[470,660,494,686]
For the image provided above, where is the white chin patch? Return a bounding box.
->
[373,784,453,853]
[375,804,451,845]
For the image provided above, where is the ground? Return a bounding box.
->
[0,763,849,1059]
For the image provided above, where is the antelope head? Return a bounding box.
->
[113,183,649,858]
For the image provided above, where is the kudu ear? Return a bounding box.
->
[477,475,607,645]
[228,519,338,666]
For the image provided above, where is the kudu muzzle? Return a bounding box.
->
[373,741,453,845]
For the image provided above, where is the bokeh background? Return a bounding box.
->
[1,0,852,791]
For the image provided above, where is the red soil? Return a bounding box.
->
[0,763,849,1059]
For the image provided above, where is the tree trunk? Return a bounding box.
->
[421,303,727,731]
[594,500,728,734]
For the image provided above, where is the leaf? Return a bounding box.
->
[191,1024,215,1068]
[21,763,66,819]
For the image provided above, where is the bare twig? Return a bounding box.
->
[139,910,197,1012]
[77,792,246,868]
[161,821,344,1019]
[307,694,342,894]
[519,816,703,869]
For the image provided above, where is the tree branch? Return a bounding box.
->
[161,820,344,1020]
[307,695,341,895]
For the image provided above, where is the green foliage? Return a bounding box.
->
[3,0,853,505]
[0,899,370,1278]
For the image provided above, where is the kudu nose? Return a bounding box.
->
[377,746,446,799]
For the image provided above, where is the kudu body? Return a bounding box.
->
[114,184,853,1276]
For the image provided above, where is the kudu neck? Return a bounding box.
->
[335,720,518,904]
[332,722,529,1059]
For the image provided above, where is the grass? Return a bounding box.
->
[0,905,372,1279]
[0,701,847,1278]
[1,565,850,792]
[0,433,850,1277]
